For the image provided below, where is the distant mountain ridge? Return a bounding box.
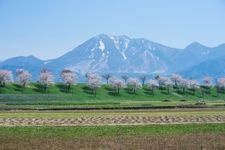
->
[0,34,225,80]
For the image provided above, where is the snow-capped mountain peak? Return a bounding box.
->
[1,34,225,81]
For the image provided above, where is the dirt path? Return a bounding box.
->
[1,115,225,126]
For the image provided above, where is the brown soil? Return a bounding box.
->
[1,133,225,150]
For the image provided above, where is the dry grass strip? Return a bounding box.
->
[1,115,225,126]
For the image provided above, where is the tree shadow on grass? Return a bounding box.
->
[173,86,180,89]
[212,95,219,97]
[160,90,170,95]
[109,90,122,96]
[82,86,94,95]
[56,84,65,92]
[55,84,73,94]
[103,86,118,96]
[186,90,195,95]
[104,85,112,91]
[143,88,154,95]
[13,83,24,93]
[175,90,185,95]
[33,84,48,94]
[124,88,138,95]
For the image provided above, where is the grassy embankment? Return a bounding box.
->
[0,83,225,109]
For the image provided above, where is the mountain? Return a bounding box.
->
[178,43,225,79]
[0,34,224,80]
[0,55,44,80]
[170,42,213,71]
[46,34,180,75]
[180,57,225,80]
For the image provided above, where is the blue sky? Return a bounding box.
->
[0,0,225,60]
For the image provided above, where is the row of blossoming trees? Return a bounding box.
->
[1,69,225,97]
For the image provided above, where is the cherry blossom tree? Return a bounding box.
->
[171,74,182,87]
[61,69,77,92]
[154,74,161,80]
[109,77,125,95]
[163,79,173,94]
[156,76,168,86]
[203,77,212,87]
[86,73,101,97]
[202,76,212,94]
[39,69,54,92]
[85,72,90,79]
[156,76,172,94]
[0,69,13,87]
[102,73,112,84]
[147,80,159,95]
[16,69,31,88]
[218,77,225,86]
[178,79,199,95]
[127,78,142,94]
[216,78,225,96]
[121,75,128,83]
[139,75,148,86]
[178,79,189,94]
[188,80,199,95]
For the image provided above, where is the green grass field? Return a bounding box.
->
[1,123,224,138]
[0,83,225,109]
[0,109,225,118]
[0,124,225,149]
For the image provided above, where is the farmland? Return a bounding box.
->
[0,109,225,149]
[1,83,225,149]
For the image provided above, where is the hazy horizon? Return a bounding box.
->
[1,0,225,60]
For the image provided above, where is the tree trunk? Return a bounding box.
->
[167,86,170,94]
[152,86,155,95]
[201,88,204,98]
[193,88,195,95]
[68,84,71,93]
[174,81,178,88]
[44,85,47,92]
[216,87,219,97]
[208,87,211,94]
[22,83,26,89]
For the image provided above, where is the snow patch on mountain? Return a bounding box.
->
[90,48,95,52]
[44,60,52,65]
[121,52,127,60]
[99,40,105,51]
[110,36,120,49]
